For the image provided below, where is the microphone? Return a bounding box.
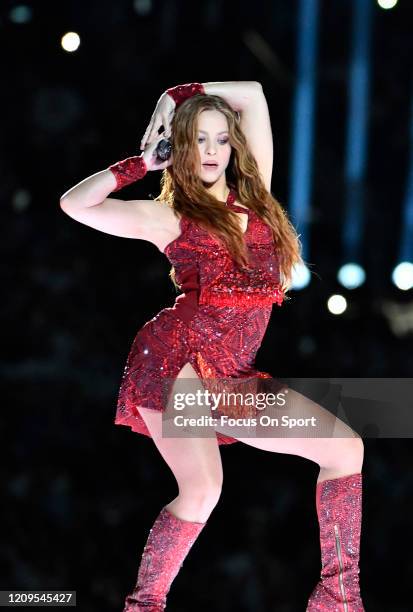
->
[155,138,172,161]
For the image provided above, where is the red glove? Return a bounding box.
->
[108,155,147,192]
[166,82,205,108]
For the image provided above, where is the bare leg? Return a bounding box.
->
[213,385,364,479]
[211,386,365,610]
[139,361,224,522]
[123,362,223,611]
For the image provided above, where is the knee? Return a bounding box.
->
[349,433,364,461]
[191,480,223,508]
[330,435,364,472]
[179,479,223,516]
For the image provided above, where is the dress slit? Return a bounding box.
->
[113,187,285,447]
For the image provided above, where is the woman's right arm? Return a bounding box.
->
[60,168,118,210]
[59,139,178,248]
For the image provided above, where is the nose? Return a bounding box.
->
[206,141,217,155]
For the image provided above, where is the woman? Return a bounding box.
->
[60,81,365,611]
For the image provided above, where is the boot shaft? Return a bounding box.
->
[124,506,206,611]
[307,472,364,611]
[316,473,362,576]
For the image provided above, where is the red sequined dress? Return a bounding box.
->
[114,188,285,445]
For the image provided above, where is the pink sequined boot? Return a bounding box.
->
[306,472,365,611]
[123,505,206,611]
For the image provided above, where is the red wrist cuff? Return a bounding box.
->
[166,82,206,107]
[108,155,147,192]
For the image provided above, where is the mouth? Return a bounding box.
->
[202,162,219,170]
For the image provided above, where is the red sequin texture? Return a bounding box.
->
[166,82,206,107]
[108,155,147,192]
[307,472,364,610]
[114,189,286,445]
[124,505,206,609]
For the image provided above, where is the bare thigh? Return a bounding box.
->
[137,362,223,520]
[213,385,364,475]
[138,364,363,498]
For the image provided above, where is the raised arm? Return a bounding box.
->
[59,136,178,250]
[140,81,274,192]
[202,81,273,192]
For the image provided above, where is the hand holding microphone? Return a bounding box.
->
[141,134,173,171]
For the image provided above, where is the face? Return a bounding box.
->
[196,110,232,183]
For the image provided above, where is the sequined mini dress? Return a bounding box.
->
[114,188,285,445]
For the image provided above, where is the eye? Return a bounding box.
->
[198,137,229,144]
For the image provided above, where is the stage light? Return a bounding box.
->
[342,0,372,268]
[12,189,31,213]
[291,262,311,290]
[288,0,320,263]
[327,295,347,315]
[133,0,152,16]
[337,263,366,289]
[61,32,81,53]
[392,262,413,291]
[377,0,398,9]
[9,5,32,24]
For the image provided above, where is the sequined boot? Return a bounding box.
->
[123,505,206,611]
[306,472,364,611]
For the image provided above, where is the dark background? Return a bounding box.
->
[2,0,413,610]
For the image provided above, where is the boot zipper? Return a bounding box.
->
[334,524,348,612]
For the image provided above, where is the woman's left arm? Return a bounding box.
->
[203,81,273,192]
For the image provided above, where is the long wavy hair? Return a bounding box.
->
[154,94,304,295]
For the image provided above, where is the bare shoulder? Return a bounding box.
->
[60,196,182,253]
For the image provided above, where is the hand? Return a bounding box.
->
[140,92,176,150]
[141,134,173,172]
